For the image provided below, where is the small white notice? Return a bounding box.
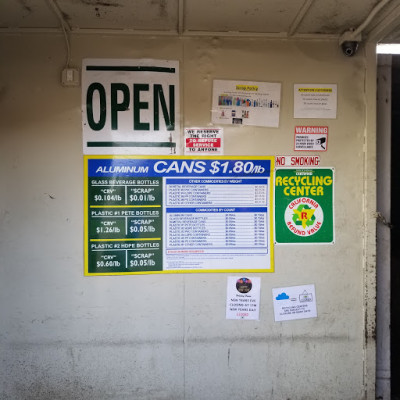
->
[272,284,317,322]
[184,127,223,155]
[294,84,337,119]
[226,276,261,320]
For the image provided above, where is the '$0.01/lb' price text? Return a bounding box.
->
[209,161,265,175]
[129,194,155,202]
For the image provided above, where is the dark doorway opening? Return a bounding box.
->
[391,55,400,399]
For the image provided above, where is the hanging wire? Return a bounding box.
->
[46,0,71,69]
[353,0,392,38]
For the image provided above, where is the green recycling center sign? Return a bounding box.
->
[275,168,334,244]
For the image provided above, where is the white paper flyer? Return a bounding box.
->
[212,80,281,128]
[226,276,261,320]
[272,284,317,322]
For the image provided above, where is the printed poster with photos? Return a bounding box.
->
[212,80,281,128]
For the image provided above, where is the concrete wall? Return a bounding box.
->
[0,34,376,399]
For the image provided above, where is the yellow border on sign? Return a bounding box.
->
[90,205,161,208]
[84,155,275,276]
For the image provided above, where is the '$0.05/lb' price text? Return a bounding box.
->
[130,259,156,267]
[129,225,156,233]
[209,161,265,175]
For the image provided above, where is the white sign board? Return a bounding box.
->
[272,284,317,322]
[184,127,223,155]
[212,80,281,128]
[294,126,328,151]
[294,84,337,119]
[226,276,261,320]
[82,59,180,155]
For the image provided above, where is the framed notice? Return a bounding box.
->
[275,168,334,244]
[84,156,275,275]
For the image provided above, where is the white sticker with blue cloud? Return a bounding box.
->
[272,284,317,322]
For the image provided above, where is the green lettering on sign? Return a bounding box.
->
[111,83,130,130]
[86,82,106,131]
[154,84,175,131]
[133,83,150,131]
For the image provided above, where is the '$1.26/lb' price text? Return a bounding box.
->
[209,161,265,175]
[96,226,121,233]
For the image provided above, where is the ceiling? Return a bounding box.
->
[1,0,400,44]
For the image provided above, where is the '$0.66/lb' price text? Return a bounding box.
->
[209,161,265,175]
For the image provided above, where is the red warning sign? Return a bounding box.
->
[186,138,221,148]
[294,126,328,152]
[184,128,223,154]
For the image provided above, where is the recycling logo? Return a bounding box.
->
[292,204,315,228]
[284,197,324,237]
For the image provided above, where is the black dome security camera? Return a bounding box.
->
[341,41,359,57]
[339,29,361,58]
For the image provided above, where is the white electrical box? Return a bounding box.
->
[61,68,80,87]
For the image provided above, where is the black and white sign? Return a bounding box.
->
[82,59,180,155]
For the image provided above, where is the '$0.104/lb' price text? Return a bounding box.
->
[209,161,265,175]
[94,194,122,202]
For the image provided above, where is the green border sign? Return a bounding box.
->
[275,168,334,244]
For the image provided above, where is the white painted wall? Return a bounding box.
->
[0,34,376,399]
